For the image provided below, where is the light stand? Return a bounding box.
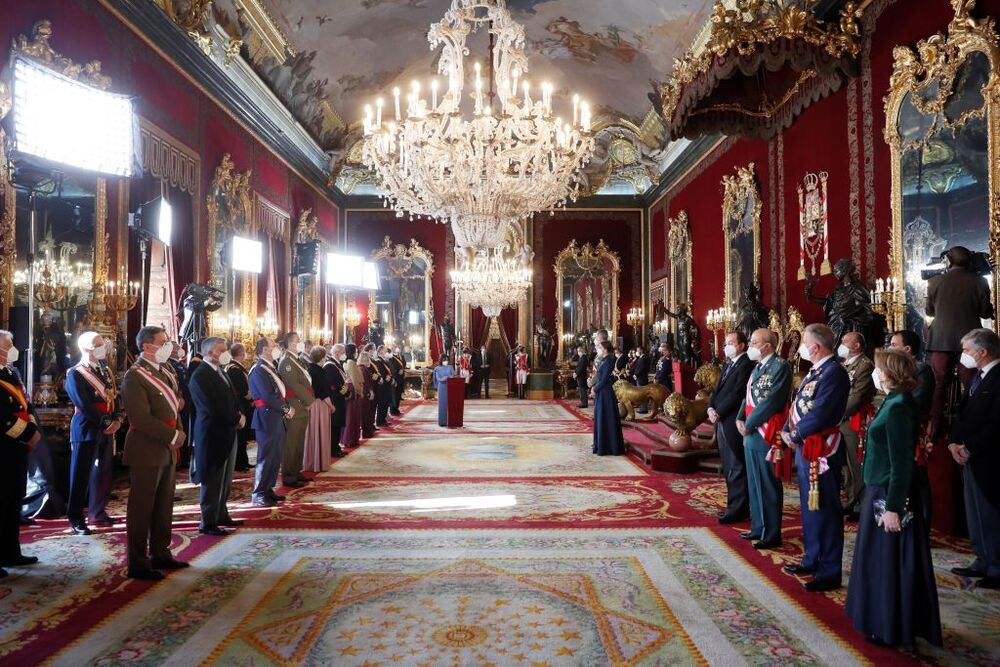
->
[138,236,148,325]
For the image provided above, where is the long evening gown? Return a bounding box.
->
[340,360,362,447]
[361,364,376,438]
[592,354,625,456]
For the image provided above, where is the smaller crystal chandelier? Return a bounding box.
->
[451,244,532,317]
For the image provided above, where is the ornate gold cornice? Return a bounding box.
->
[234,0,294,64]
[255,193,291,242]
[9,20,113,90]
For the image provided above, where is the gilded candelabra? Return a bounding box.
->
[870,276,905,332]
[705,306,734,361]
[256,312,279,340]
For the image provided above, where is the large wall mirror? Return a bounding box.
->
[206,153,256,328]
[668,210,693,317]
[722,163,762,311]
[369,236,434,367]
[886,1,999,337]
[293,208,323,340]
[554,239,621,360]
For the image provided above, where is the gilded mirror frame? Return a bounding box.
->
[293,208,323,339]
[554,239,621,360]
[885,0,1000,332]
[668,210,693,313]
[369,236,435,368]
[722,163,762,311]
[206,153,255,335]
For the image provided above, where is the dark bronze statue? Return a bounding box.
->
[734,284,770,341]
[365,318,385,347]
[439,314,456,355]
[534,316,553,369]
[805,257,884,349]
[177,283,224,352]
[664,303,701,366]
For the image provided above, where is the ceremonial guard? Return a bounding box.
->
[736,329,791,549]
[324,343,349,457]
[277,332,313,488]
[838,332,875,520]
[372,346,394,427]
[226,343,254,472]
[0,331,40,575]
[514,345,530,399]
[389,346,406,414]
[654,341,674,392]
[122,326,189,580]
[458,349,472,389]
[574,345,590,408]
[65,332,122,534]
[249,337,291,506]
[782,323,850,592]
[708,332,755,524]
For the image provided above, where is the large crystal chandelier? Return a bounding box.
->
[360,0,596,250]
[451,244,533,317]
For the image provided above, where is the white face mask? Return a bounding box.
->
[219,351,232,366]
[798,342,812,362]
[723,344,737,359]
[92,345,108,361]
[960,352,979,369]
[746,346,762,362]
[872,367,884,393]
[271,347,283,362]
[837,344,851,359]
[4,345,18,365]
[443,361,450,366]
[338,354,347,362]
[295,342,305,354]
[154,341,173,364]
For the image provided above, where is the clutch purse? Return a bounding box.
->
[873,498,914,529]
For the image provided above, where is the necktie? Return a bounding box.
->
[970,371,983,395]
[219,368,231,387]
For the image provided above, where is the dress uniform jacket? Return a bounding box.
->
[0,365,36,561]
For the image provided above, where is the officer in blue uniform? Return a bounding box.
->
[249,337,291,507]
[782,323,850,592]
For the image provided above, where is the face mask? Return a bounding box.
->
[872,368,884,393]
[295,342,305,354]
[960,352,978,369]
[338,354,347,362]
[154,341,173,364]
[746,346,762,361]
[837,344,851,359]
[723,344,737,359]
[4,346,18,365]
[443,361,450,366]
[92,345,108,361]
[271,347,283,362]
[798,343,812,362]
[219,351,232,366]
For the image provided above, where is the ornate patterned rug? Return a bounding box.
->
[404,400,577,422]
[48,529,864,667]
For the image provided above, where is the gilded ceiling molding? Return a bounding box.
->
[255,193,291,242]
[155,0,243,62]
[8,19,112,90]
[233,0,293,64]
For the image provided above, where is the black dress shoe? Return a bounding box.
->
[753,539,782,550]
[198,526,229,536]
[804,577,841,592]
[151,558,190,570]
[977,576,1000,589]
[19,517,36,526]
[332,450,347,458]
[269,492,286,501]
[92,517,115,528]
[251,498,277,507]
[739,532,760,541]
[2,555,38,566]
[783,564,812,576]
[718,514,748,525]
[128,568,164,581]
[70,523,91,536]
[284,481,305,489]
[951,566,987,578]
[865,635,890,647]
[219,519,245,527]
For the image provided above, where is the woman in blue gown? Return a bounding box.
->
[592,341,624,456]
[433,355,456,427]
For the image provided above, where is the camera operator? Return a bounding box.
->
[926,245,994,430]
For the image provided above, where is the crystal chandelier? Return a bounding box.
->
[451,245,532,317]
[360,0,596,250]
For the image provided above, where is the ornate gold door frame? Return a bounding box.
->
[369,236,435,367]
[554,239,621,359]
[206,153,255,338]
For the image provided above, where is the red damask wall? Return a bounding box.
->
[1,0,340,291]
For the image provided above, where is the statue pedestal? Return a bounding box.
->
[651,447,717,473]
[527,372,555,400]
[672,361,698,399]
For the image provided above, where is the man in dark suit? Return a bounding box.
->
[189,337,244,535]
[372,346,394,425]
[653,341,674,392]
[0,330,41,576]
[325,343,348,458]
[948,328,1000,589]
[226,343,253,472]
[708,331,755,524]
[613,346,628,378]
[574,345,590,408]
[470,346,482,398]
[926,245,993,429]
[167,345,193,471]
[782,323,850,593]
[65,331,122,534]
[250,337,291,506]
[390,346,406,412]
[631,345,651,413]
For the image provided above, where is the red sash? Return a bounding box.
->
[743,377,789,477]
[849,403,875,464]
[251,362,286,398]
[135,365,179,419]
[73,364,110,402]
[800,426,841,511]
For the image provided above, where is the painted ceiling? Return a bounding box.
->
[215,0,715,156]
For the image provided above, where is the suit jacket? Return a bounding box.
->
[926,268,993,351]
[632,354,650,385]
[309,363,331,400]
[122,358,184,468]
[324,360,348,426]
[842,354,876,421]
[278,352,314,417]
[0,365,38,447]
[912,361,935,420]
[654,354,674,388]
[783,358,849,446]
[189,362,241,473]
[951,364,1000,506]
[738,355,792,449]
[574,353,590,382]
[711,355,756,422]
[226,361,251,413]
[614,355,627,373]
[249,360,289,431]
[66,362,117,443]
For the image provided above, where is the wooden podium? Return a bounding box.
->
[444,376,466,428]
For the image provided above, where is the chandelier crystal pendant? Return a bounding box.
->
[359,0,596,251]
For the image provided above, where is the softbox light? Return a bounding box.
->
[231,236,263,273]
[326,253,364,287]
[9,56,139,177]
[130,197,173,246]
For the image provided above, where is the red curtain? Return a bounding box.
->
[498,306,518,354]
[470,307,491,348]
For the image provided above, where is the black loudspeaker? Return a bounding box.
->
[293,241,321,276]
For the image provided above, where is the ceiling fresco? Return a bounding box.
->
[214,0,716,161]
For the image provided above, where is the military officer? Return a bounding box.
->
[277,332,314,488]
[324,343,349,458]
[782,323,850,593]
[736,328,792,550]
[837,332,876,521]
[250,337,291,506]
[372,346,394,426]
[653,341,674,392]
[0,330,40,576]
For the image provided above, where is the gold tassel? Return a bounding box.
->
[808,483,819,511]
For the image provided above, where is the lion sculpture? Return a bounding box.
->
[663,363,722,451]
[613,379,671,421]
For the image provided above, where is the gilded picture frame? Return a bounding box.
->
[722,163,762,311]
[554,239,621,360]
